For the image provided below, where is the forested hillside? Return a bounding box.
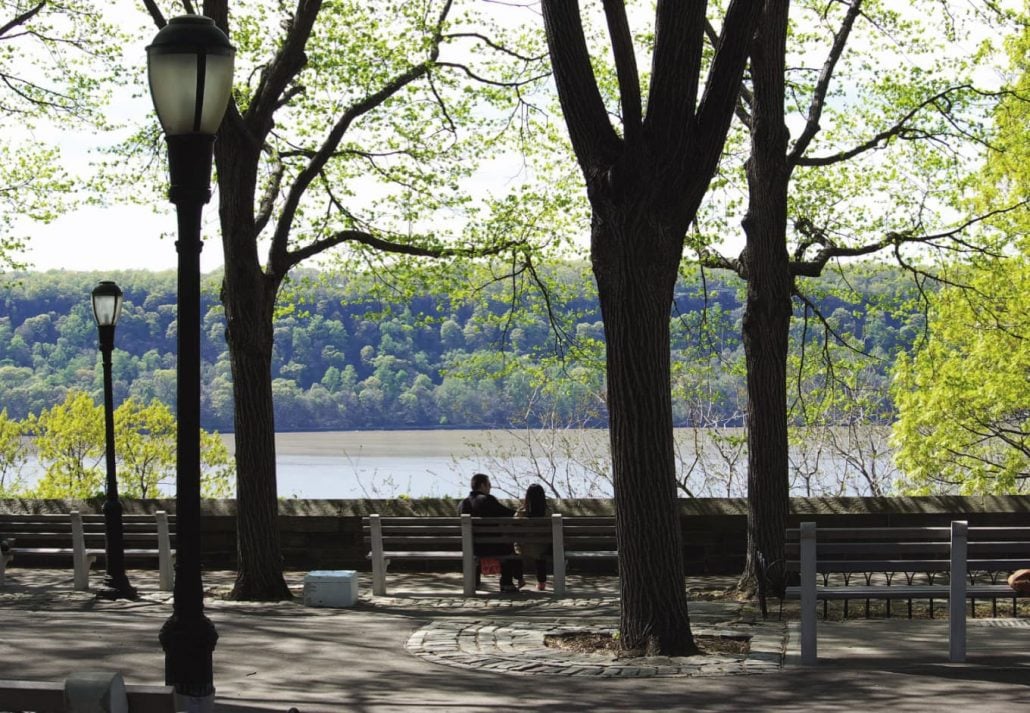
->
[0,264,922,432]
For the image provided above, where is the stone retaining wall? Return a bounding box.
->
[2,496,1027,573]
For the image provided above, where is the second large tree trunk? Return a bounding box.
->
[222,268,292,601]
[738,0,792,595]
[215,122,292,601]
[593,208,697,656]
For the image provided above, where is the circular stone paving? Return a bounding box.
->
[406,619,785,677]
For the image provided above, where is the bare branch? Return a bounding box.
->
[0,1,45,38]
[793,84,982,167]
[787,0,863,165]
[790,201,1027,276]
[601,0,642,144]
[443,31,547,63]
[435,61,548,88]
[541,0,621,173]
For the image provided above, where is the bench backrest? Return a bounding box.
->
[966,526,1030,571]
[561,517,617,552]
[786,523,1030,575]
[785,525,953,575]
[360,516,465,552]
[468,516,555,547]
[0,512,176,550]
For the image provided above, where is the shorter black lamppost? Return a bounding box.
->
[147,14,234,711]
[91,281,138,601]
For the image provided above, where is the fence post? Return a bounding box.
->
[69,512,92,591]
[800,521,817,665]
[369,514,386,596]
[155,511,173,591]
[949,520,968,662]
[551,513,565,598]
[461,514,475,596]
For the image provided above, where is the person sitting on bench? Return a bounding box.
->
[458,473,522,592]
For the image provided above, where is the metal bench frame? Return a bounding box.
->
[784,521,1030,664]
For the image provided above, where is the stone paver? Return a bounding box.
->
[405,618,785,677]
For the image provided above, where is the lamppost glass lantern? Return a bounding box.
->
[147,16,235,136]
[147,14,234,710]
[91,280,123,328]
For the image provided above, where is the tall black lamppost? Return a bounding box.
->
[146,15,234,711]
[91,280,138,601]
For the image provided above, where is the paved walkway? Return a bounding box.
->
[2,568,1029,711]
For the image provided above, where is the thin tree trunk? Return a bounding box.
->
[594,212,697,656]
[215,125,292,601]
[738,0,792,595]
[224,277,291,600]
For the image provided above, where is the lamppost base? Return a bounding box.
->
[174,691,216,713]
[96,574,139,601]
[160,612,218,701]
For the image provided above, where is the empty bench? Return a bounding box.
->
[363,513,617,597]
[784,521,1030,664]
[0,511,175,591]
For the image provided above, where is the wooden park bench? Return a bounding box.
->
[363,513,617,598]
[783,521,1030,664]
[0,511,175,592]
[0,677,176,712]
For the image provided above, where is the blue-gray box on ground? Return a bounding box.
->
[304,570,358,607]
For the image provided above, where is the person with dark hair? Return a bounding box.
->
[458,473,521,592]
[514,483,551,591]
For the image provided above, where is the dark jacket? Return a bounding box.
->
[458,490,515,518]
[458,490,515,555]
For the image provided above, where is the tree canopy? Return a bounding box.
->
[892,18,1030,494]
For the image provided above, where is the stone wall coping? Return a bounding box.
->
[1,495,1027,517]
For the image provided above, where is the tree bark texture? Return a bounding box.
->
[593,209,697,656]
[214,105,292,601]
[739,0,792,595]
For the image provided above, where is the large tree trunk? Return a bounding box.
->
[593,206,697,656]
[540,0,760,653]
[215,119,292,601]
[738,0,792,595]
[223,272,291,600]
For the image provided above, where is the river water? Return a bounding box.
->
[16,428,895,499]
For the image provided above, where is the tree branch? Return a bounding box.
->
[245,0,321,142]
[281,228,525,273]
[443,32,547,63]
[435,61,547,88]
[0,1,45,38]
[694,0,764,178]
[790,201,1027,277]
[541,0,621,174]
[787,0,863,166]
[705,18,753,129]
[601,0,642,144]
[794,84,978,167]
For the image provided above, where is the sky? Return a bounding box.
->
[13,1,1015,275]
